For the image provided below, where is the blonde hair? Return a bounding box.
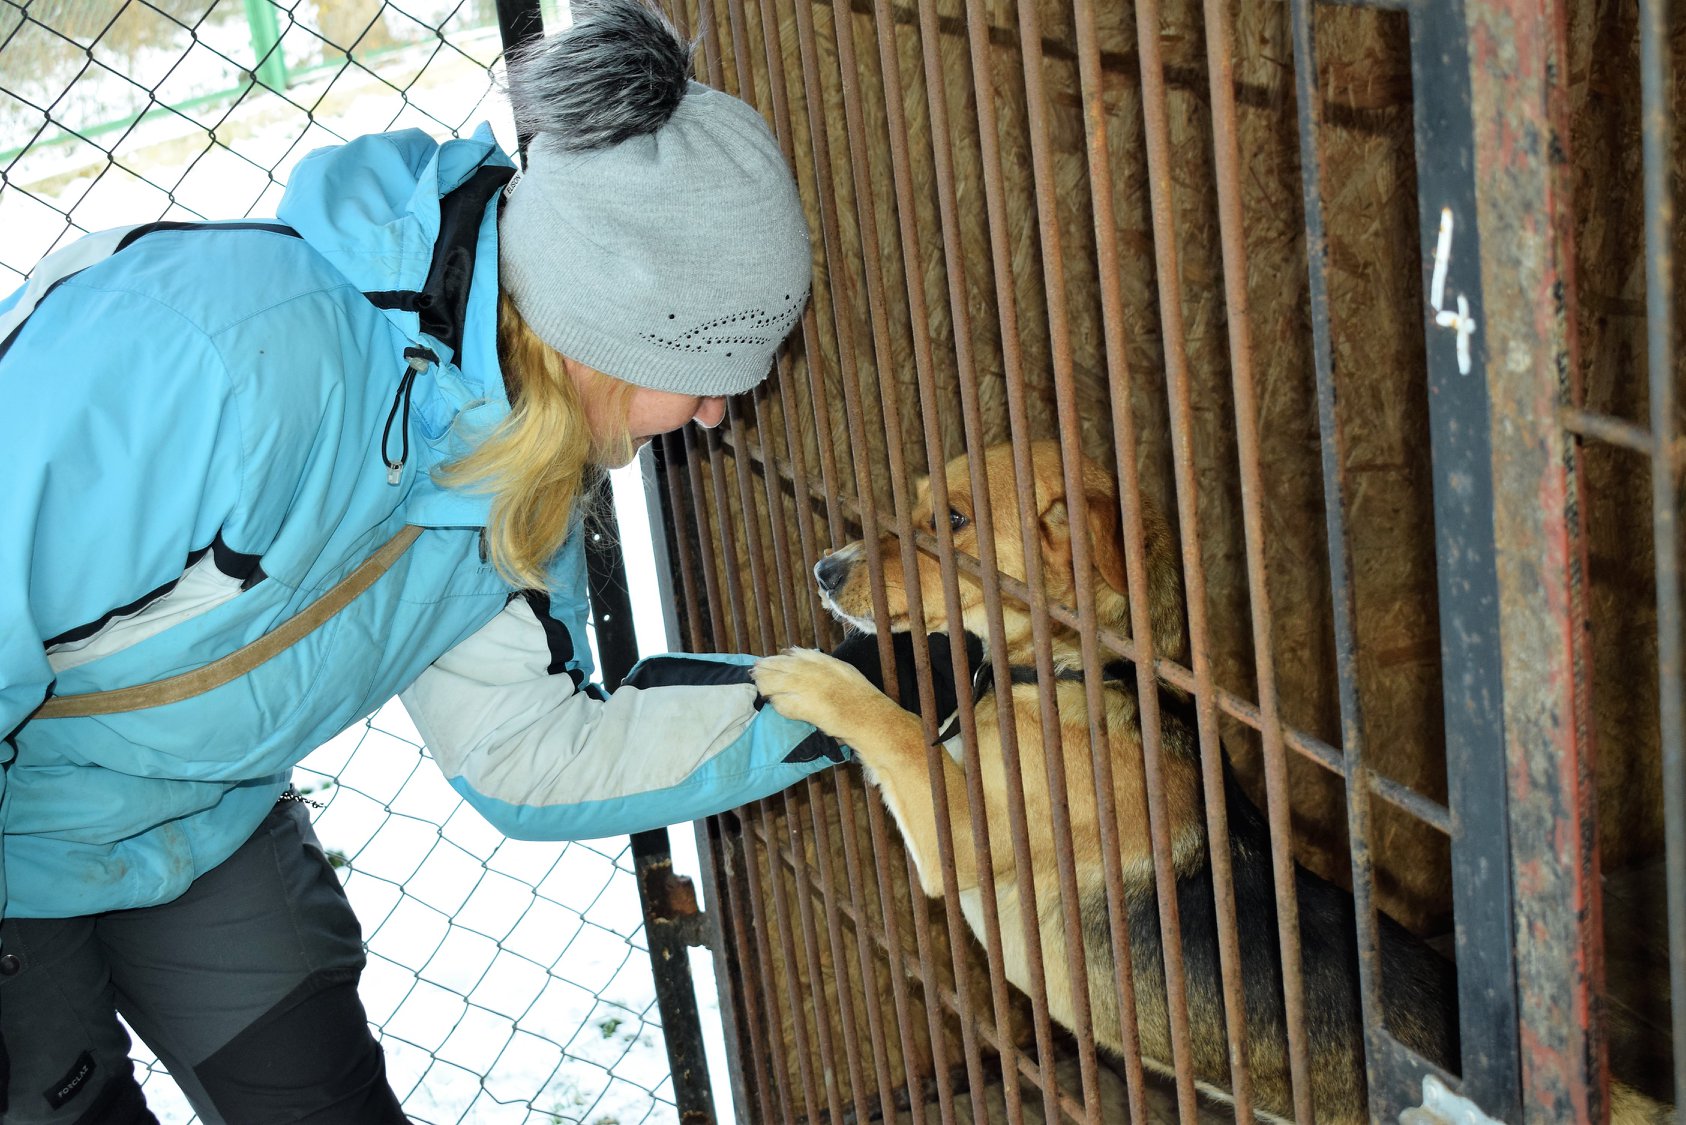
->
[435,292,637,587]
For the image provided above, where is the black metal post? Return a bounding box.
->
[582,477,721,1124]
[1405,2,1524,1117]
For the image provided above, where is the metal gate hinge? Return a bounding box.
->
[1399,1075,1506,1125]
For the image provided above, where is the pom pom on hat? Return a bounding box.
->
[498,0,812,397]
[504,0,692,153]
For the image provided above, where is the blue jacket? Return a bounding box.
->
[0,125,839,922]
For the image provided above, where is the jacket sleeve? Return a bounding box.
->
[398,591,847,841]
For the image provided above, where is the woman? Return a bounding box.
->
[0,2,838,1120]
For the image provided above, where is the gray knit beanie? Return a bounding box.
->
[497,0,812,397]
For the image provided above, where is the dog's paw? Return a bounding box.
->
[752,647,884,739]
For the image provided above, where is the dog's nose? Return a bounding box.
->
[815,553,849,596]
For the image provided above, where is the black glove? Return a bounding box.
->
[826,630,985,721]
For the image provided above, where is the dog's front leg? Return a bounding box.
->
[753,647,980,898]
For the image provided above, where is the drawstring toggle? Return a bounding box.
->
[383,347,436,485]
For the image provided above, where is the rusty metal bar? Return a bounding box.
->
[729,394,848,1121]
[707,48,857,1103]
[802,0,964,1106]
[772,0,917,1113]
[856,0,1014,1116]
[750,818,1094,1123]
[741,796,820,1118]
[1193,0,1348,1119]
[1124,0,1248,1109]
[748,14,893,1121]
[812,7,976,1116]
[1048,0,1185,1117]
[1559,406,1660,459]
[1008,14,1120,1120]
[1284,1,1437,1115]
[898,0,1046,1115]
[948,0,1110,1117]
[701,18,838,1112]
[661,430,783,1121]
[753,278,876,1125]
[1463,0,1604,1110]
[1639,0,1686,1107]
[659,435,709,656]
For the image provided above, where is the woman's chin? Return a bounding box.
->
[592,436,647,470]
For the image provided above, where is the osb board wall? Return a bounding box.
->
[661,0,1680,1113]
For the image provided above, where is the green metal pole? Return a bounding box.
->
[241,0,289,91]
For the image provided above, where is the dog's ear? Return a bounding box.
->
[1084,488,1129,596]
[1037,462,1129,596]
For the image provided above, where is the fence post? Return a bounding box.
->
[240,0,289,91]
[1463,0,1608,1116]
[580,475,721,1124]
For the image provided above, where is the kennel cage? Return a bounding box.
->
[637,0,1686,1120]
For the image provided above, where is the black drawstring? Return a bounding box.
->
[383,347,436,485]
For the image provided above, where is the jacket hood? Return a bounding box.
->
[278,126,518,529]
[278,124,512,305]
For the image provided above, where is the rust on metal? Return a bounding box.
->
[1464,0,1606,1113]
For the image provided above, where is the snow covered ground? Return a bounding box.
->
[2,15,734,1123]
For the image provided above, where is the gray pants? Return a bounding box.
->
[0,796,407,1124]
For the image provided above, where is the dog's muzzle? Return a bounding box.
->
[814,550,853,596]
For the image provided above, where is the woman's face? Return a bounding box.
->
[626,387,727,440]
[566,356,727,468]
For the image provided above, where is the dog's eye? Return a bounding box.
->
[928,508,970,534]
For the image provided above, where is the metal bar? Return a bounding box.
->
[1200,0,1319,1113]
[1639,0,1686,1107]
[1125,0,1246,1108]
[752,820,1092,1124]
[672,403,792,1125]
[1462,0,1603,1110]
[857,0,1004,1116]
[692,814,758,1121]
[1558,407,1660,458]
[1010,2,1161,1118]
[1285,5,1397,1114]
[632,834,717,1123]
[1407,1,1526,1112]
[950,0,1098,1115]
[662,432,784,1123]
[784,0,940,1113]
[744,11,884,1117]
[579,479,721,1121]
[240,0,290,92]
[724,397,841,1124]
[900,1,1038,1115]
[679,203,825,1118]
[814,2,966,1108]
[777,0,910,1110]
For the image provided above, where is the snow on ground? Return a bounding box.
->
[3,19,735,1125]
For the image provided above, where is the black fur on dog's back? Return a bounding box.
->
[1075,705,1458,1118]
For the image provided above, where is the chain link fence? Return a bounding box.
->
[1,2,699,1121]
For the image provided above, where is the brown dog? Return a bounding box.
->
[753,440,1667,1122]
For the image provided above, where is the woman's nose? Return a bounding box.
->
[694,396,726,428]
